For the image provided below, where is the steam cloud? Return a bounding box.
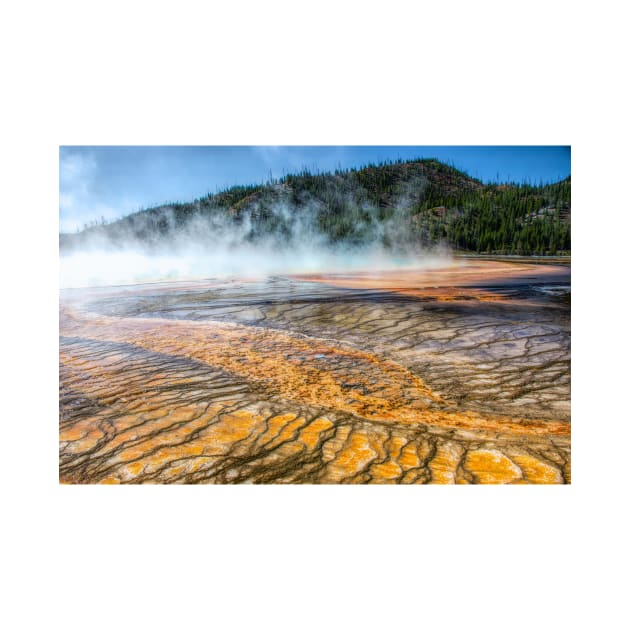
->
[60,178,451,288]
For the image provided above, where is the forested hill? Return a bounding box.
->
[60,158,571,255]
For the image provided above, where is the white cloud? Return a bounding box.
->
[59,148,137,232]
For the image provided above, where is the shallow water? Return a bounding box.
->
[59,259,570,484]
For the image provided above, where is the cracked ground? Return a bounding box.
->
[59,258,570,484]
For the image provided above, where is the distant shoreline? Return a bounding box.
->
[454,253,570,265]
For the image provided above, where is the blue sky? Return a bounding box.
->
[59,146,570,232]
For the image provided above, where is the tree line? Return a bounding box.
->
[62,159,570,256]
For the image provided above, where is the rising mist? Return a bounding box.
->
[60,169,453,288]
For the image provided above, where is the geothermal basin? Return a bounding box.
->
[59,258,571,484]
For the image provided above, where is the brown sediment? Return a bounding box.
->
[60,307,568,437]
[59,260,570,484]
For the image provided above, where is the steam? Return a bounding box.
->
[60,177,452,288]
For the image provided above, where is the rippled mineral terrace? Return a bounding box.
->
[59,258,570,484]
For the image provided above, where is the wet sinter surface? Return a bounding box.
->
[59,259,570,484]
